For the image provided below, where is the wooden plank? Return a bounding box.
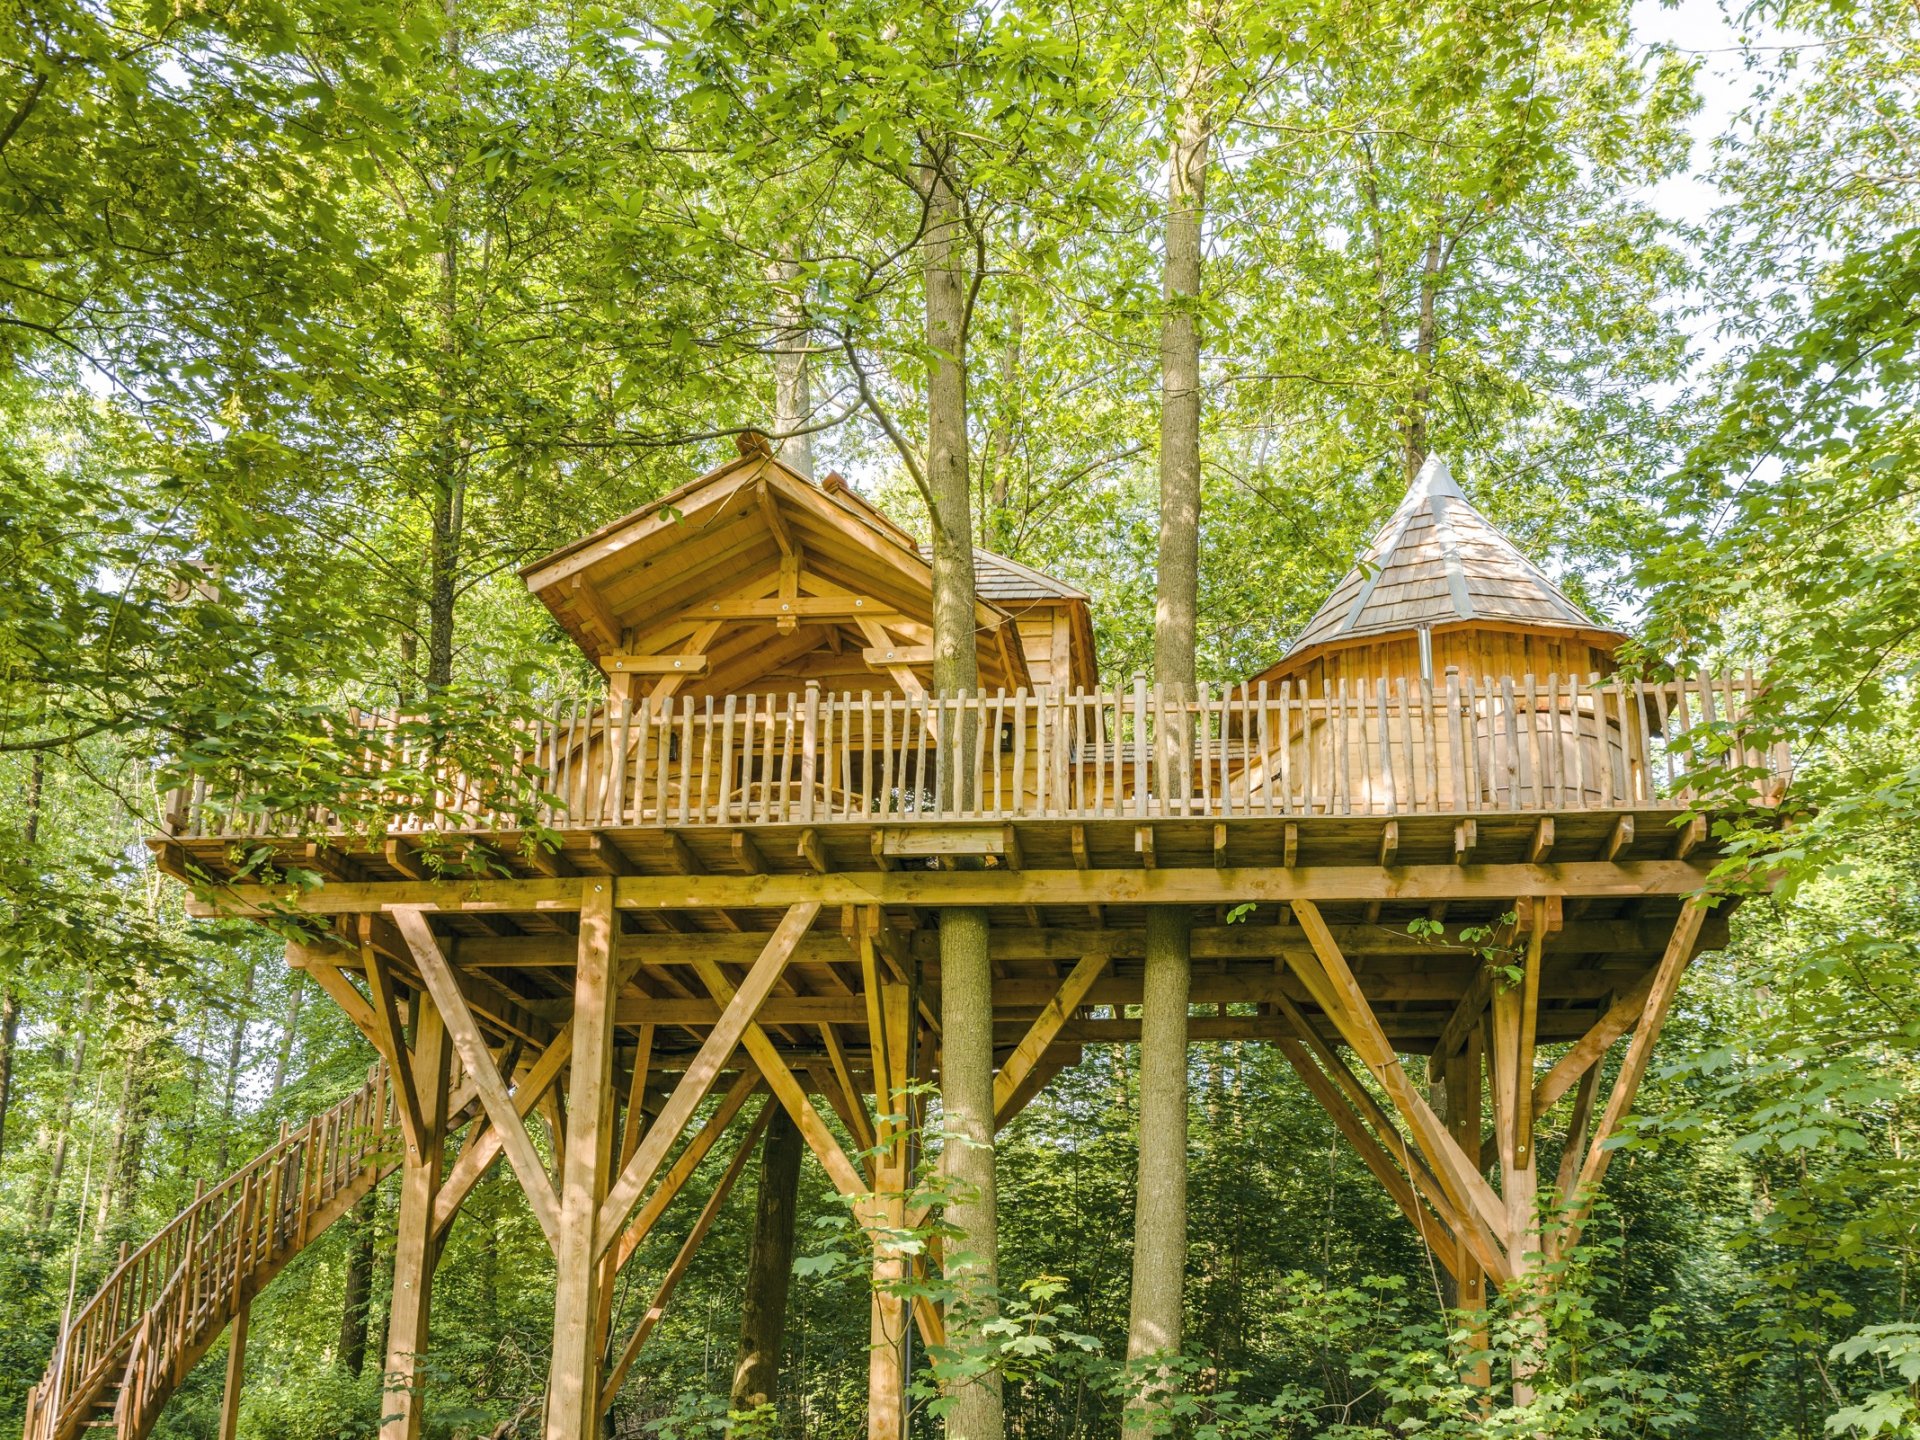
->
[595,903,821,1254]
[189,860,1720,916]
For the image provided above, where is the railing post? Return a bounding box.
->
[801,682,820,822]
[1132,674,1149,817]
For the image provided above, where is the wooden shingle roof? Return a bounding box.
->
[1284,454,1624,664]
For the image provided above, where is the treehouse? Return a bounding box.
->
[30,439,1790,1440]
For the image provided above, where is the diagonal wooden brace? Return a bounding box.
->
[596,902,821,1257]
[396,908,562,1250]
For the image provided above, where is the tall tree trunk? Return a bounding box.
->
[1400,226,1444,480]
[1127,18,1209,1436]
[771,255,813,479]
[979,301,1023,552]
[95,1048,148,1243]
[340,1192,377,1374]
[0,988,18,1164]
[923,146,1003,1440]
[216,955,259,1174]
[268,971,305,1108]
[730,1108,803,1412]
[0,752,43,1161]
[426,8,467,696]
[35,997,91,1224]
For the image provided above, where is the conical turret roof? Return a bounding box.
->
[1283,455,1623,665]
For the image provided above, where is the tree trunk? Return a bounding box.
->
[1400,226,1444,481]
[35,998,91,1225]
[771,255,813,479]
[980,302,1023,552]
[340,1192,377,1374]
[731,1108,803,1413]
[426,12,467,697]
[216,955,259,1174]
[923,145,1003,1440]
[0,753,44,1162]
[268,971,305,1108]
[1127,23,1209,1437]
[95,1048,148,1243]
[0,988,19,1165]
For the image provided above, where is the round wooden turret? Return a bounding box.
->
[1252,455,1631,811]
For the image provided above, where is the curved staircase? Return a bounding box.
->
[23,1064,403,1440]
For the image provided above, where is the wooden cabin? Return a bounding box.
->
[1245,455,1651,815]
[38,443,1792,1440]
[519,441,1097,705]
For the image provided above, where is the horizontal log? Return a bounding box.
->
[439,916,1722,973]
[186,860,1717,917]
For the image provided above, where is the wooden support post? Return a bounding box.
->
[1442,1030,1489,1381]
[868,974,914,1440]
[218,1297,249,1440]
[380,987,450,1440]
[546,880,621,1440]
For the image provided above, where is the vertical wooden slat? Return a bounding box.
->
[1010,689,1028,816]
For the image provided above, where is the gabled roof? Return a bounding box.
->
[1282,454,1624,665]
[949,548,1089,604]
[517,445,1092,696]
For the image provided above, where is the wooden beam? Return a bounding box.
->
[993,953,1110,1127]
[435,1024,575,1239]
[1528,817,1555,863]
[395,910,562,1250]
[689,956,867,1199]
[600,653,710,677]
[596,904,820,1256]
[1287,901,1511,1257]
[379,986,450,1440]
[218,1298,249,1440]
[863,644,935,667]
[1453,819,1477,865]
[1568,899,1709,1213]
[732,832,766,874]
[191,861,1719,917]
[1604,815,1634,862]
[797,828,829,874]
[611,1071,764,1268]
[359,943,424,1155]
[547,879,623,1440]
[599,1100,773,1412]
[1377,820,1400,867]
[1134,825,1156,869]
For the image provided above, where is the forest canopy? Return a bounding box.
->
[3,0,1919,1437]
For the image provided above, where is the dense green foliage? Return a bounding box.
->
[4,0,1919,1436]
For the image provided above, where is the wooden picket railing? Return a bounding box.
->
[23,1066,399,1440]
[163,671,1790,842]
